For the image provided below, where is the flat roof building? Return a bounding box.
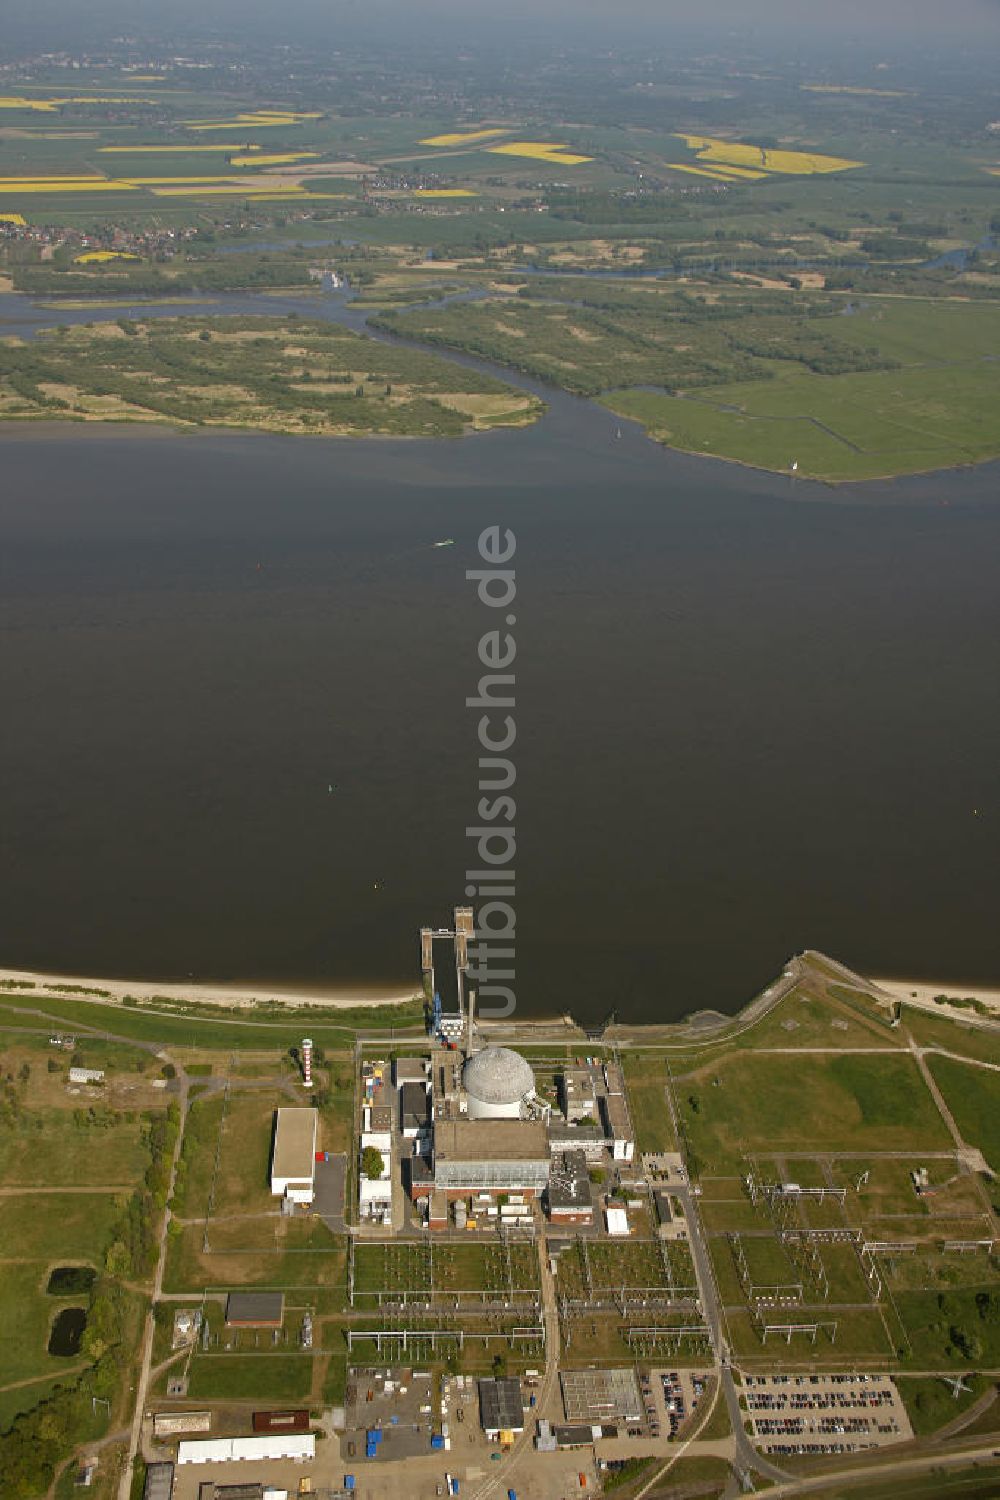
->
[143,1463,174,1500]
[601,1091,635,1163]
[478,1377,525,1439]
[400,1081,431,1137]
[225,1292,284,1328]
[430,1119,549,1196]
[546,1150,593,1224]
[269,1109,317,1205]
[560,1368,643,1426]
[177,1435,314,1465]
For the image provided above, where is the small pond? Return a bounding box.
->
[47,1306,87,1357]
[46,1266,97,1297]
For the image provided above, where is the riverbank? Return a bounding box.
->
[872,976,1000,1016]
[0,966,418,1010]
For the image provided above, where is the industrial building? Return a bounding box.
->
[427,1118,550,1198]
[177,1434,315,1465]
[143,1462,174,1500]
[152,1411,211,1439]
[546,1150,593,1225]
[560,1067,598,1124]
[478,1377,525,1440]
[225,1292,284,1328]
[560,1368,643,1426]
[68,1066,105,1085]
[462,1045,538,1120]
[269,1109,317,1205]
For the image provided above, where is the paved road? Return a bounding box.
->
[117,1060,189,1500]
[471,1238,561,1500]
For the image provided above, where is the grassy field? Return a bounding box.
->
[895,1285,1000,1368]
[677,1052,952,1174]
[0,994,422,1050]
[0,1110,148,1188]
[163,1217,348,1297]
[618,1053,677,1152]
[926,1056,1000,1172]
[379,285,1000,480]
[0,1193,126,1264]
[184,1353,313,1401]
[896,1374,992,1437]
[902,1009,1000,1066]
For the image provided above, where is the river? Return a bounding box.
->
[0,283,998,1022]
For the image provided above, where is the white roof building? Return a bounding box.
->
[177,1434,314,1464]
[605,1206,630,1237]
[270,1109,317,1205]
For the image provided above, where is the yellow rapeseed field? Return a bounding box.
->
[419,129,507,147]
[73,250,140,263]
[99,145,263,154]
[675,134,863,176]
[488,141,592,165]
[0,179,139,193]
[0,95,156,111]
[184,110,321,131]
[413,188,477,197]
[229,153,318,166]
[669,163,743,182]
[0,212,27,224]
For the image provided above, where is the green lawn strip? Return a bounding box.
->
[798,1463,1000,1500]
[925,1056,1000,1172]
[0,995,420,1051]
[903,1009,1000,1066]
[619,1053,678,1152]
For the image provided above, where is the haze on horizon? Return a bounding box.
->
[3,0,1000,52]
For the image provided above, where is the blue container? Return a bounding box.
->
[345,1479,355,1492]
[431,1434,444,1450]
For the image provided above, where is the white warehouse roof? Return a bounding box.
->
[177,1435,314,1464]
[463,1046,534,1107]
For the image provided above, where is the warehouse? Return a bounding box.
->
[269,1108,317,1205]
[177,1434,315,1464]
[428,1118,550,1198]
[478,1377,525,1440]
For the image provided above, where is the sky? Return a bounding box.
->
[3,0,1000,50]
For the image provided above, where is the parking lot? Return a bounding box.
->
[744,1372,912,1456]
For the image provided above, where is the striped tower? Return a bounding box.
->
[301,1037,313,1089]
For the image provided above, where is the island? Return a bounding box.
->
[0,315,544,438]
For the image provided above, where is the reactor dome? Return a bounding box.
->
[462,1046,536,1120]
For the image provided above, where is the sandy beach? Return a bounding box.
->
[0,966,418,1011]
[872,975,1000,1016]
